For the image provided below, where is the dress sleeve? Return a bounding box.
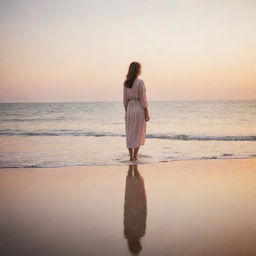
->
[123,86,128,108]
[139,80,148,108]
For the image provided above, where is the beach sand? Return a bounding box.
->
[0,159,256,256]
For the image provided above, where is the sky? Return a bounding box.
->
[0,0,256,102]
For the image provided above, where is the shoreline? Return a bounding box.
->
[1,156,255,169]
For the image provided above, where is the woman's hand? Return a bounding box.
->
[145,112,150,121]
[144,108,150,121]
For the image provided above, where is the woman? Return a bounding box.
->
[123,62,150,162]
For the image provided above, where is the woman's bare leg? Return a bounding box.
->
[128,148,134,161]
[134,147,140,160]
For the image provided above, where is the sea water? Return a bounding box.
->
[0,101,255,167]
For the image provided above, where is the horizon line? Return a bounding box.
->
[0,99,255,104]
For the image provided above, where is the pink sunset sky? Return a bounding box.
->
[0,0,256,102]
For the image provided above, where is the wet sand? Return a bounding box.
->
[0,159,256,256]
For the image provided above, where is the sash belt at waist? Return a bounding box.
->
[127,99,140,105]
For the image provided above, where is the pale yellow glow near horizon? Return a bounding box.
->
[0,0,256,102]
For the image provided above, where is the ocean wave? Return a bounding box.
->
[0,130,255,141]
[0,129,122,137]
[1,117,67,122]
[147,134,256,141]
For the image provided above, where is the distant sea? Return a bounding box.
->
[0,101,255,168]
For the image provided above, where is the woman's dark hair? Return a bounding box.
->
[124,62,141,88]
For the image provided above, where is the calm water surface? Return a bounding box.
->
[0,101,255,167]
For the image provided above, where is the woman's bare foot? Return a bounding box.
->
[129,157,134,161]
[134,147,139,161]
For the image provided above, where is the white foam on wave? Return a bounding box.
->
[0,130,255,141]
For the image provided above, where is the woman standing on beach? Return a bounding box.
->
[123,62,150,162]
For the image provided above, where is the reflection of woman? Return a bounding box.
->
[123,165,147,255]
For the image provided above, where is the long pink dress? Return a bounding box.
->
[123,78,148,149]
